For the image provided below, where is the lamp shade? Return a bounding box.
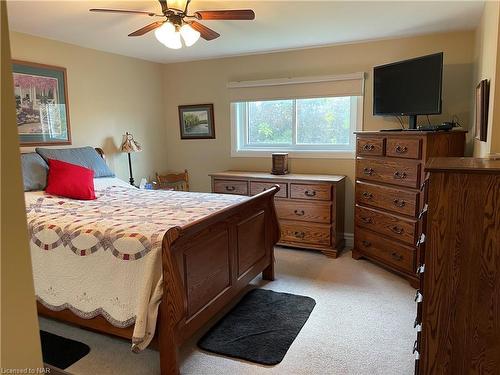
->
[120,132,142,153]
[155,22,182,49]
[167,0,189,12]
[180,24,200,47]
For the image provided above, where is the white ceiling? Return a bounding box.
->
[7,1,485,63]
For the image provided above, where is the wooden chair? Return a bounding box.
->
[156,170,189,191]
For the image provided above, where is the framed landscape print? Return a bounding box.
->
[178,104,215,139]
[475,79,489,142]
[12,60,71,146]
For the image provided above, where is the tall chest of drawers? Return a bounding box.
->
[352,130,466,287]
[209,171,346,258]
[413,158,500,374]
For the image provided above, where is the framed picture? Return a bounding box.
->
[12,60,71,146]
[178,104,215,139]
[475,79,489,142]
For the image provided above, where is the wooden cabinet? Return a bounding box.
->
[414,158,500,374]
[210,171,346,258]
[353,131,466,287]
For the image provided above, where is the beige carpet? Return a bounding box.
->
[40,247,416,375]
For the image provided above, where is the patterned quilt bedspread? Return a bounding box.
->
[25,178,248,350]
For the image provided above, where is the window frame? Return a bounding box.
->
[231,96,363,159]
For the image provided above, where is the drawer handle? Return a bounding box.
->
[363,143,375,151]
[418,204,428,220]
[361,217,373,224]
[363,167,374,176]
[393,198,406,207]
[416,264,425,276]
[362,191,373,200]
[294,209,305,216]
[413,340,419,354]
[420,172,431,191]
[391,251,403,261]
[225,185,236,192]
[391,226,404,234]
[416,233,426,247]
[362,240,371,247]
[304,190,316,197]
[395,145,408,154]
[393,171,408,179]
[293,231,305,239]
[415,290,423,303]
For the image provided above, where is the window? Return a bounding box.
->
[232,96,361,157]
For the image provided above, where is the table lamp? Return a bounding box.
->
[120,132,142,185]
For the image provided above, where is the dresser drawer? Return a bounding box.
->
[250,181,287,198]
[386,137,422,159]
[275,200,331,224]
[355,228,415,273]
[357,136,385,156]
[280,222,331,246]
[290,183,331,201]
[355,205,417,245]
[213,179,248,195]
[356,181,419,217]
[356,158,421,189]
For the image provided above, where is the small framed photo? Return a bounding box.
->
[178,104,215,139]
[475,79,489,142]
[12,60,71,146]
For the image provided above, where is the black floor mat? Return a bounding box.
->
[198,289,316,365]
[40,330,90,369]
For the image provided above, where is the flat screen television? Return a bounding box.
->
[373,52,443,129]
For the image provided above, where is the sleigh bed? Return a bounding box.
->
[26,148,280,375]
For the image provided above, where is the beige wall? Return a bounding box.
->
[473,1,500,157]
[1,3,43,369]
[9,32,167,182]
[163,31,475,234]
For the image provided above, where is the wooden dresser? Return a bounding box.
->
[209,171,346,258]
[352,130,466,287]
[413,158,500,374]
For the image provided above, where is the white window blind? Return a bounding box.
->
[227,72,365,102]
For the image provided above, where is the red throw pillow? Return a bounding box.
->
[46,159,96,200]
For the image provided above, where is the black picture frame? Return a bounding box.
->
[178,104,215,140]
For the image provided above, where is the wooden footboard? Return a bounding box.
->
[38,185,280,375]
[158,186,280,374]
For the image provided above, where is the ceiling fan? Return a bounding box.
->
[90,0,255,49]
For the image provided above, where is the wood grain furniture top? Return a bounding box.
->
[352,131,466,288]
[414,157,500,374]
[425,156,500,172]
[209,171,345,183]
[38,150,280,375]
[210,171,346,258]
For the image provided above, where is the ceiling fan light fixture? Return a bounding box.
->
[180,24,200,47]
[154,22,182,49]
[167,0,189,12]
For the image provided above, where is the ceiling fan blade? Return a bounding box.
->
[128,21,164,37]
[189,21,220,41]
[158,0,168,13]
[194,10,255,20]
[89,8,160,17]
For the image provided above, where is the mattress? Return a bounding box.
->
[25,177,248,350]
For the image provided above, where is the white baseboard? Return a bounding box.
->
[344,233,354,249]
